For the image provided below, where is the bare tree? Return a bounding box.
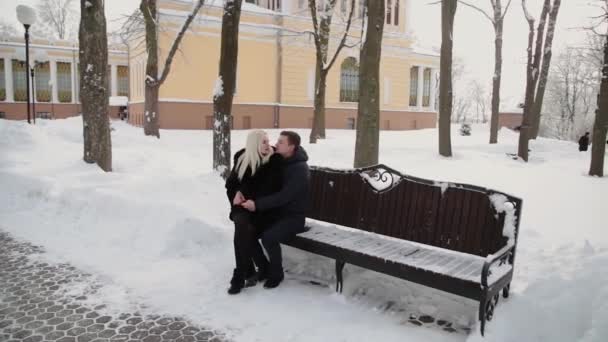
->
[471,79,490,123]
[438,0,458,157]
[140,0,205,138]
[308,0,356,144]
[530,0,562,138]
[354,0,384,167]
[589,0,608,177]
[0,20,18,37]
[79,0,111,172]
[450,58,471,124]
[541,48,597,140]
[458,0,512,143]
[36,0,78,40]
[517,0,561,161]
[213,0,243,179]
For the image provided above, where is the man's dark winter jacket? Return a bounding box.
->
[255,147,310,218]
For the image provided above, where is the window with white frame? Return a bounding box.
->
[117,65,129,97]
[409,66,418,106]
[423,68,431,107]
[57,62,72,103]
[35,62,51,102]
[340,57,359,102]
[394,0,399,25]
[12,60,27,102]
[0,59,5,101]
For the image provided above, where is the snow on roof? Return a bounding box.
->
[109,96,129,106]
[411,45,440,57]
[501,97,525,114]
[177,0,279,16]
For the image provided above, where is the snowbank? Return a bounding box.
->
[0,118,606,342]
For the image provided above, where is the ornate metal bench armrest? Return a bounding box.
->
[481,242,515,288]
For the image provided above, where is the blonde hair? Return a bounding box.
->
[236,130,273,181]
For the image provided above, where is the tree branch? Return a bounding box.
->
[308,0,323,53]
[457,0,494,23]
[501,0,513,21]
[157,0,205,85]
[325,0,356,71]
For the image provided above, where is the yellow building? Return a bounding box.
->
[127,0,440,130]
[0,37,129,121]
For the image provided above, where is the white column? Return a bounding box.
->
[4,57,14,102]
[417,65,424,110]
[429,69,437,111]
[404,0,414,35]
[111,64,118,97]
[50,59,58,103]
[281,0,292,13]
[71,61,77,103]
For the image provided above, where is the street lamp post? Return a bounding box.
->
[31,66,36,124]
[16,5,36,124]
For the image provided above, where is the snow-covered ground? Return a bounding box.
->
[0,118,606,342]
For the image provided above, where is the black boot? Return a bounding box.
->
[244,273,259,288]
[228,269,245,295]
[263,273,284,289]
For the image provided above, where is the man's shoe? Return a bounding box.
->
[256,269,269,282]
[244,273,258,288]
[228,269,244,295]
[263,275,284,289]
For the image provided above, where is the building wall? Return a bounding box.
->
[0,103,122,121]
[498,112,523,129]
[0,38,128,122]
[128,100,436,130]
[128,0,440,131]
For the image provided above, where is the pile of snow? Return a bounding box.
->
[0,118,606,342]
[109,96,128,106]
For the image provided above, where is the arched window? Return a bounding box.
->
[340,57,359,102]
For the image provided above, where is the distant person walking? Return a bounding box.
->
[578,132,590,152]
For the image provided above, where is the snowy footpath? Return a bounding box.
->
[0,118,607,342]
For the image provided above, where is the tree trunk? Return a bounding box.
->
[141,0,160,138]
[517,3,539,162]
[531,0,561,139]
[213,0,242,179]
[353,0,384,168]
[438,0,457,157]
[489,2,504,144]
[310,67,328,144]
[78,0,112,172]
[589,34,608,177]
[310,1,331,144]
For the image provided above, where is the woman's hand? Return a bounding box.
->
[233,191,245,205]
[241,200,256,212]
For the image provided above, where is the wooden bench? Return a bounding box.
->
[283,164,523,336]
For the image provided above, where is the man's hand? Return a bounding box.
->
[241,200,256,212]
[233,191,245,205]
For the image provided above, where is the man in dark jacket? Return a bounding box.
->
[241,131,310,289]
[579,132,591,151]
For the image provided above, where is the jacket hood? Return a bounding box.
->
[285,146,308,164]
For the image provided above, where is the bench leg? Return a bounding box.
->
[502,283,511,298]
[479,291,500,336]
[335,261,346,293]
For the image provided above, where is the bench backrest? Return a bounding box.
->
[307,165,523,257]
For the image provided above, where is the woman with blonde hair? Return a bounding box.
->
[225,130,282,295]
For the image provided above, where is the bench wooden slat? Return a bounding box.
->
[299,221,506,285]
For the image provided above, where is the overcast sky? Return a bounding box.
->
[1,0,604,105]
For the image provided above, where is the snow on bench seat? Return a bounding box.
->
[301,219,512,285]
